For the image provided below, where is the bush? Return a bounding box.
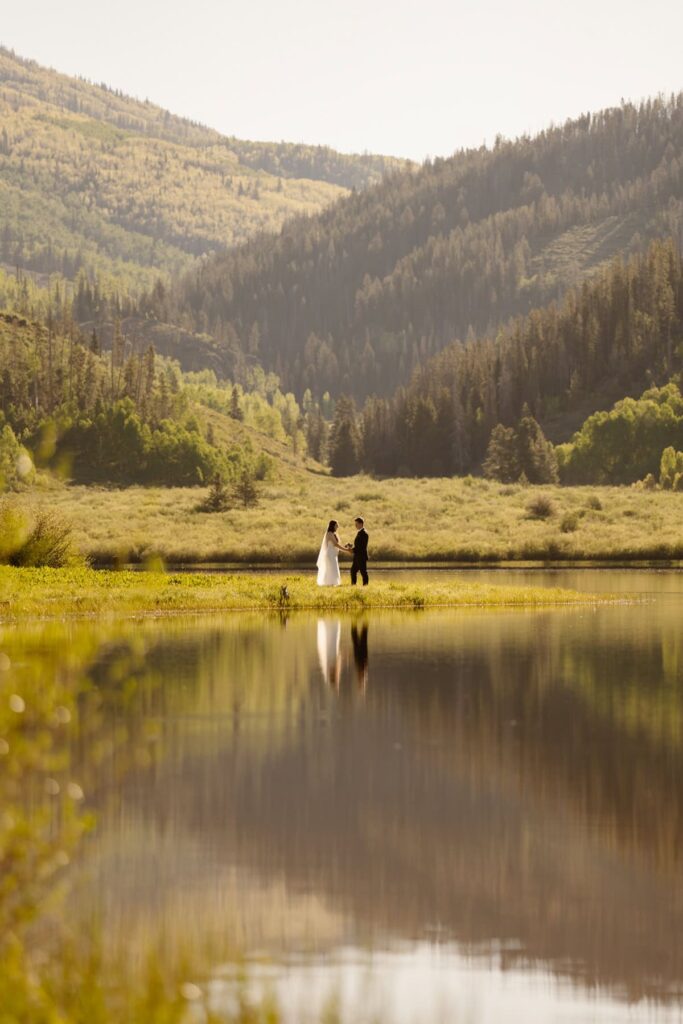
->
[254,452,276,482]
[10,510,81,567]
[560,511,579,533]
[525,494,555,520]
[0,502,81,567]
[585,494,603,510]
[659,446,683,490]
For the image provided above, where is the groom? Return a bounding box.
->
[347,517,369,586]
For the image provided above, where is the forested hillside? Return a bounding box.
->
[327,239,683,477]
[148,95,683,400]
[0,303,318,488]
[0,48,405,297]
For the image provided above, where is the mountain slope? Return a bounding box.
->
[0,306,323,489]
[151,95,683,400]
[0,47,407,295]
[353,239,683,477]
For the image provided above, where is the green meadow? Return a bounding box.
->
[31,474,683,565]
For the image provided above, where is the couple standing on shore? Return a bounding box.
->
[316,517,369,587]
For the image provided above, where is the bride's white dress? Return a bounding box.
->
[316,531,341,586]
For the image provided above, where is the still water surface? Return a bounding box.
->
[15,570,683,1021]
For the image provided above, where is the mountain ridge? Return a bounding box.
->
[0,46,408,297]
[142,93,683,400]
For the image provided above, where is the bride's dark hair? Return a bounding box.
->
[327,520,338,533]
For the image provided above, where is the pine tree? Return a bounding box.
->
[199,473,231,512]
[482,425,520,482]
[229,385,243,421]
[515,406,559,483]
[328,396,360,476]
[233,467,258,507]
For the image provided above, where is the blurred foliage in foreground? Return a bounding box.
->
[0,618,317,1022]
[0,500,80,567]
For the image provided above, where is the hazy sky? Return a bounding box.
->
[2,0,682,161]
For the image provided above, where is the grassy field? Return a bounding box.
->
[0,566,615,622]
[27,473,683,565]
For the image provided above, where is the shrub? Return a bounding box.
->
[10,510,81,567]
[525,494,555,519]
[254,453,276,482]
[659,446,683,489]
[560,511,579,533]
[586,494,603,510]
[0,505,81,567]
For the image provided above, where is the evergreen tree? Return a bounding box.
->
[305,406,328,462]
[515,406,559,483]
[199,473,231,511]
[482,425,520,483]
[233,466,258,507]
[328,396,360,476]
[229,384,244,421]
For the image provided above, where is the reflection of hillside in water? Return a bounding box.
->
[74,604,683,1001]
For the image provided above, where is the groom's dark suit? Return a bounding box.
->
[350,528,369,586]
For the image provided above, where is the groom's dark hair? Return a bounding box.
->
[355,516,364,525]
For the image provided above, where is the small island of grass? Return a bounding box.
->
[0,566,618,623]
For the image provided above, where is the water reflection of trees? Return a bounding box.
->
[7,605,683,1007]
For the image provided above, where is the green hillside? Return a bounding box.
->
[0,307,323,492]
[150,95,683,400]
[328,239,683,477]
[0,47,407,297]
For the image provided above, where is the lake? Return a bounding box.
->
[7,569,683,1022]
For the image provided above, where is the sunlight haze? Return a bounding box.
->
[2,0,682,159]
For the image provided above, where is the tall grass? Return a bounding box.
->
[33,475,683,565]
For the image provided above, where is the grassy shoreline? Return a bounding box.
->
[0,567,617,622]
[91,553,683,568]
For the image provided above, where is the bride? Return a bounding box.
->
[316,520,348,586]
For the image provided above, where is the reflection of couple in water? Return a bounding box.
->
[316,517,369,587]
[317,619,369,693]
